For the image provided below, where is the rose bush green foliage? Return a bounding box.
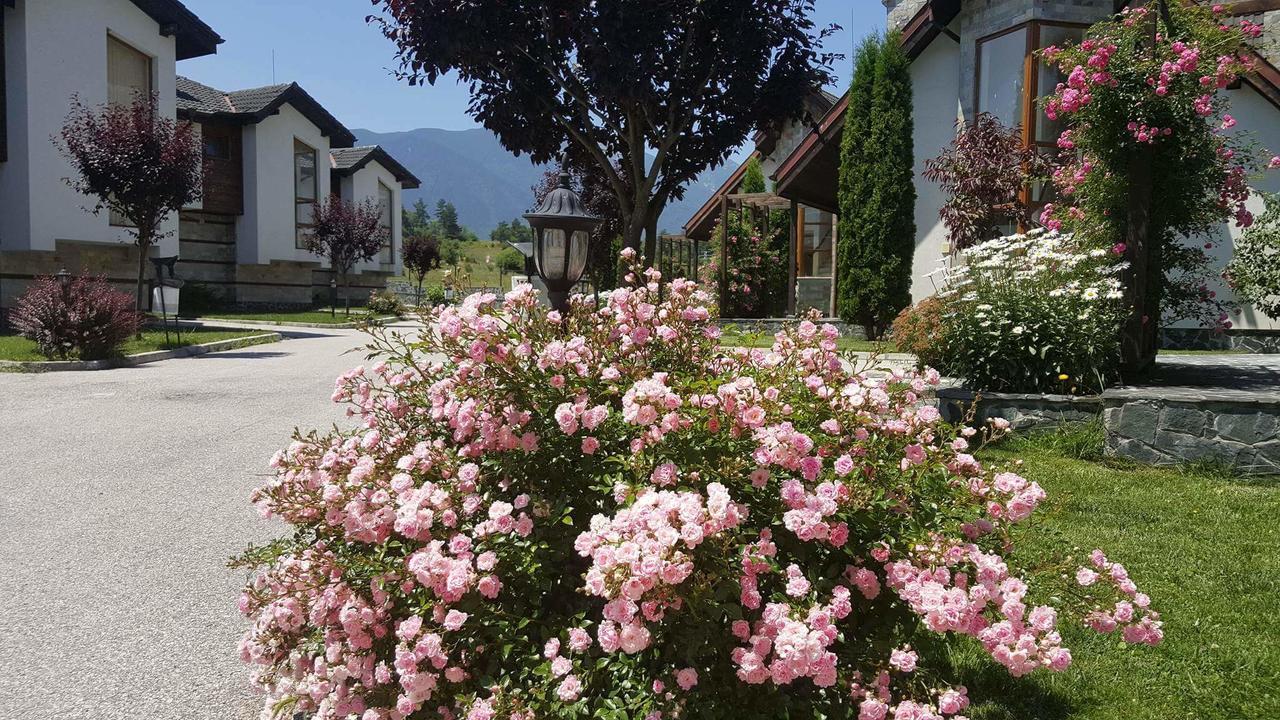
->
[889,296,948,371]
[837,31,917,340]
[368,290,408,317]
[702,211,786,318]
[1225,193,1280,318]
[10,275,141,360]
[938,230,1127,394]
[235,250,1164,720]
[1039,3,1278,331]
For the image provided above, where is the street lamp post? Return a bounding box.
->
[55,268,72,303]
[524,164,601,315]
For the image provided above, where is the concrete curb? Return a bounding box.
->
[0,332,282,373]
[183,315,401,330]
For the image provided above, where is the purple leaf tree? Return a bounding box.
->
[58,94,203,313]
[302,196,389,315]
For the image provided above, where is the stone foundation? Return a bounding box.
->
[1160,327,1280,354]
[1103,396,1280,473]
[937,388,1103,431]
[1,240,144,311]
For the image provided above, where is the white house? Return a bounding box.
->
[696,0,1280,346]
[175,76,419,306]
[0,0,221,308]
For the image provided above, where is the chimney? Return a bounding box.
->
[882,0,929,32]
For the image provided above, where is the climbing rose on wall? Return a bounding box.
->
[234,252,1162,720]
[1039,3,1274,333]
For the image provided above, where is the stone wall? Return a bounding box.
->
[937,387,1103,430]
[1161,327,1280,354]
[1104,396,1280,474]
[178,211,237,302]
[1,240,141,311]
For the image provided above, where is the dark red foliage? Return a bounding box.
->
[302,196,389,276]
[10,275,142,360]
[401,232,443,304]
[923,113,1054,250]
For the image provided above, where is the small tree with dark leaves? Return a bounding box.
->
[401,232,443,306]
[923,113,1053,250]
[303,197,388,316]
[58,94,203,315]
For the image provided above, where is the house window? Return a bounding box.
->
[108,34,153,225]
[107,34,152,107]
[203,134,231,160]
[798,207,833,277]
[294,139,318,249]
[377,181,394,264]
[976,22,1087,212]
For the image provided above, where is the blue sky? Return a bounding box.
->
[179,0,886,134]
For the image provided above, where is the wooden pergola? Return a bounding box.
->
[717,192,798,316]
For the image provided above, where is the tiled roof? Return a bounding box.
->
[129,0,222,60]
[329,146,422,190]
[175,76,356,148]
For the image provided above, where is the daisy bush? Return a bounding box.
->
[235,251,1161,720]
[937,229,1127,394]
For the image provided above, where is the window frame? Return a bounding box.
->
[796,206,834,278]
[974,20,1089,210]
[294,138,318,249]
[107,33,155,226]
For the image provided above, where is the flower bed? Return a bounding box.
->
[234,254,1164,720]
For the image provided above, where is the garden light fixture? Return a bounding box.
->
[523,162,600,314]
[56,268,71,299]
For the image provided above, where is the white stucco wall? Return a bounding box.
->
[337,158,404,275]
[238,102,332,266]
[908,35,963,304]
[0,0,179,254]
[1171,84,1280,332]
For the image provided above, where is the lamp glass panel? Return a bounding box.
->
[568,230,590,282]
[538,228,568,281]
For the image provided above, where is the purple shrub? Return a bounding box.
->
[10,275,141,360]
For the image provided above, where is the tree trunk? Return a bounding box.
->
[134,232,151,339]
[344,272,352,316]
[622,216,644,256]
[1120,146,1157,378]
[644,214,660,270]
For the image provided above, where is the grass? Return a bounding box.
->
[717,326,895,354]
[394,240,515,291]
[0,329,268,362]
[187,307,388,325]
[949,424,1280,719]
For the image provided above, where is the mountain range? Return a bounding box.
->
[353,127,737,239]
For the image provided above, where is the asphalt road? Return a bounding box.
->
[0,323,408,720]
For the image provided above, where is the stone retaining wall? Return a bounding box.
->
[1103,394,1280,474]
[937,388,1103,431]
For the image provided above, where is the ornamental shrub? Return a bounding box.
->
[838,31,916,339]
[368,290,408,317]
[938,230,1127,394]
[235,250,1164,720]
[1225,192,1280,319]
[889,296,948,371]
[1039,3,1276,335]
[10,274,141,360]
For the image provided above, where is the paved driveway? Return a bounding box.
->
[0,323,410,719]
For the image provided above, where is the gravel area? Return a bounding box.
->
[0,322,418,719]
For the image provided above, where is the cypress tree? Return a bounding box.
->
[837,32,916,339]
[741,155,767,194]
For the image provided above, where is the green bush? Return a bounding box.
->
[1225,192,1280,320]
[366,289,406,316]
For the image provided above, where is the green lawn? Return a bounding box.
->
[718,328,894,354]
[951,427,1280,720]
[394,240,516,291]
[0,329,268,362]
[189,307,389,325]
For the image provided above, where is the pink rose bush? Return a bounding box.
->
[1040,3,1275,330]
[235,255,1162,720]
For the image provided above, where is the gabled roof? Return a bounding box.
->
[682,151,761,239]
[176,76,357,148]
[129,0,223,60]
[770,91,848,213]
[330,146,421,190]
